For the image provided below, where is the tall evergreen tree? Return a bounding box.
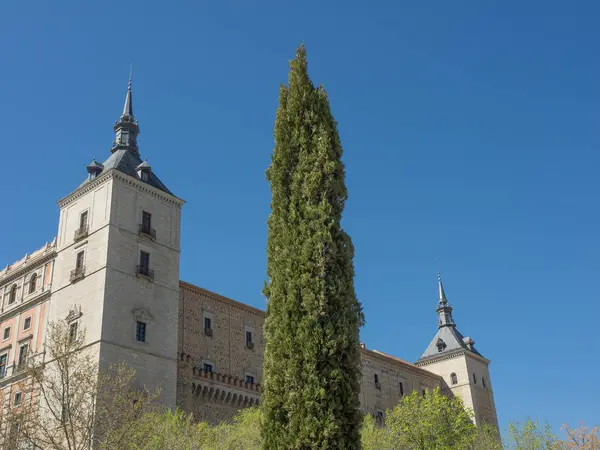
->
[261,45,364,449]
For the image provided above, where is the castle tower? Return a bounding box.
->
[48,77,184,407]
[415,274,499,427]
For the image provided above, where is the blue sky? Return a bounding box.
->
[1,0,598,434]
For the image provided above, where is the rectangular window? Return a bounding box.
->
[246,331,253,345]
[139,251,150,275]
[142,211,152,234]
[13,392,22,407]
[23,317,31,331]
[80,211,88,229]
[76,251,85,271]
[203,363,213,373]
[3,327,10,340]
[204,317,211,330]
[18,344,28,366]
[0,354,7,379]
[246,375,255,384]
[374,373,379,384]
[473,373,477,384]
[136,321,146,342]
[422,389,426,397]
[399,381,404,396]
[69,322,78,343]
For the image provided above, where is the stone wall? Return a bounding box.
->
[176,282,447,425]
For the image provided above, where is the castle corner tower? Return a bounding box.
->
[415,274,499,427]
[48,77,184,408]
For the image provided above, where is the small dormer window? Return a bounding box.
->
[141,171,149,181]
[436,338,446,352]
[136,161,151,182]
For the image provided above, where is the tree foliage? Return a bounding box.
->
[3,320,159,450]
[261,44,364,449]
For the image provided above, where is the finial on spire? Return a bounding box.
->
[438,270,448,305]
[122,72,134,119]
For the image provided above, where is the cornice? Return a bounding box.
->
[57,171,113,207]
[0,289,50,323]
[361,348,443,380]
[415,348,490,367]
[57,168,185,209]
[112,170,185,207]
[180,281,265,317]
[0,251,56,288]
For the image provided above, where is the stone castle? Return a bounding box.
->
[0,79,498,428]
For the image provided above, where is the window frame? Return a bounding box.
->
[75,250,85,271]
[13,391,22,408]
[202,361,214,373]
[0,353,8,379]
[69,322,78,344]
[29,273,38,294]
[141,211,152,233]
[472,373,477,384]
[135,321,147,343]
[399,381,404,396]
[23,317,31,331]
[8,285,17,305]
[3,327,10,341]
[450,372,458,385]
[79,210,88,230]
[18,343,28,367]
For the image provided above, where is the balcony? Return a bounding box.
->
[73,225,89,242]
[136,265,154,281]
[70,266,85,283]
[138,224,156,240]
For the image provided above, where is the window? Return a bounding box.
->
[422,388,427,397]
[374,373,380,389]
[246,331,253,345]
[204,317,211,330]
[76,251,85,271]
[203,313,214,336]
[482,377,486,389]
[203,363,213,373]
[80,210,88,230]
[141,171,149,182]
[135,321,146,342]
[141,211,152,234]
[3,327,10,340]
[69,322,78,343]
[139,251,150,276]
[399,381,404,396]
[29,273,37,294]
[18,344,28,366]
[9,285,17,305]
[23,317,31,331]
[0,354,7,378]
[376,411,384,426]
[473,373,477,384]
[451,372,458,385]
[13,392,22,407]
[246,375,255,384]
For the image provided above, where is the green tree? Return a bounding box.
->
[507,419,558,449]
[384,388,477,450]
[261,44,364,449]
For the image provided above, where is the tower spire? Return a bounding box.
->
[111,74,140,155]
[435,271,455,328]
[438,270,448,305]
[122,72,133,119]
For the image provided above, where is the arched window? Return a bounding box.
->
[29,274,37,294]
[482,377,486,388]
[450,372,458,385]
[8,285,17,305]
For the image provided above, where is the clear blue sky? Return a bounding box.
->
[1,0,598,434]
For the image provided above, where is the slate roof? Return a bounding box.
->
[79,150,172,195]
[417,323,483,363]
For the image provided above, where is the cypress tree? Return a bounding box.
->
[261,45,364,450]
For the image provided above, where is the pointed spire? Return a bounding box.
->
[438,271,448,305]
[122,72,133,119]
[435,271,455,329]
[111,72,140,155]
